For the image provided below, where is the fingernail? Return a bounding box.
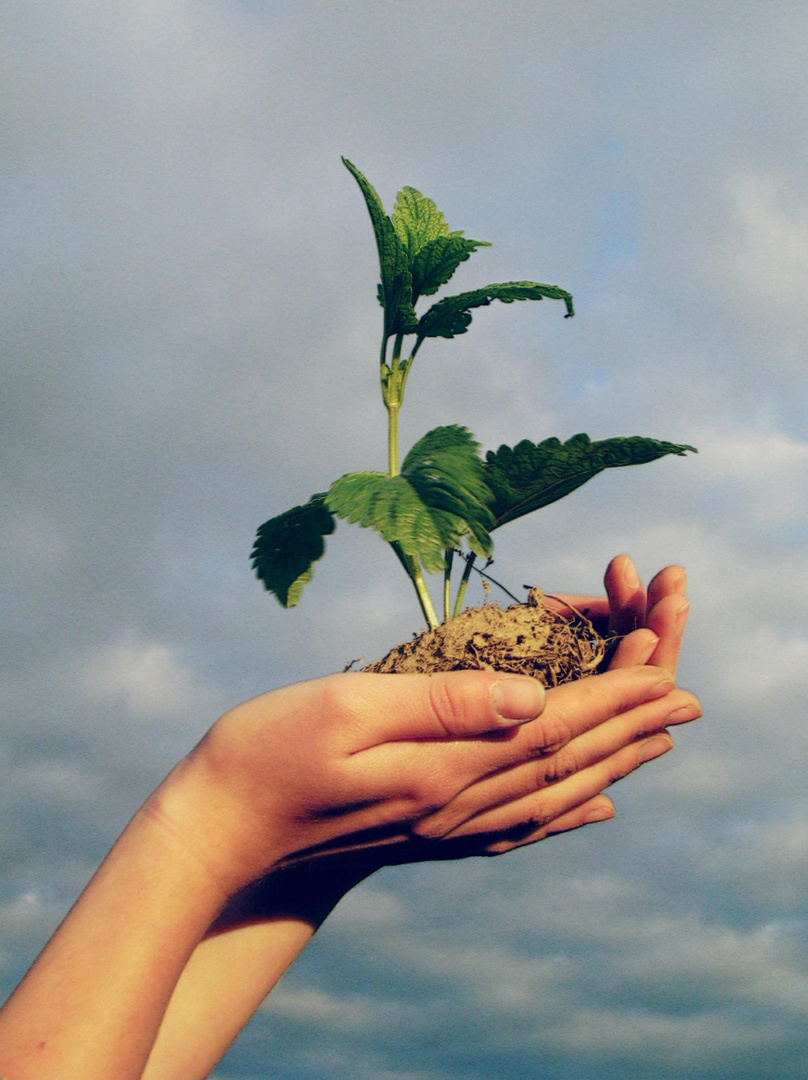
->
[636,631,659,663]
[666,702,702,723]
[585,803,614,824]
[643,672,676,700]
[621,557,640,588]
[490,678,546,724]
[675,599,690,623]
[637,733,674,764]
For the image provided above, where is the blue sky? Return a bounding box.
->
[2,2,808,1078]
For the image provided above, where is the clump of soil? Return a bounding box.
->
[363,588,607,686]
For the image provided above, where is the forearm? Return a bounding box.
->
[0,800,230,1080]
[141,861,367,1080]
[141,913,317,1080]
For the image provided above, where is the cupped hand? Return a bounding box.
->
[153,659,699,902]
[546,554,689,675]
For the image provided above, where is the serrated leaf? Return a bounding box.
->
[402,425,495,555]
[251,494,336,607]
[392,186,451,254]
[326,471,454,573]
[416,280,575,341]
[484,434,697,529]
[410,234,490,303]
[326,426,495,573]
[342,158,417,337]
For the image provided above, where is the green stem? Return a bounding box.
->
[381,332,438,627]
[443,549,454,623]
[389,542,439,629]
[383,333,406,477]
[412,563,439,630]
[452,552,476,618]
[387,402,400,477]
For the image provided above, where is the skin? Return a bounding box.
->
[0,556,699,1080]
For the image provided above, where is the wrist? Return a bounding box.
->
[0,784,238,1080]
[143,746,287,901]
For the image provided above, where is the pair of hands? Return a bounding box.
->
[0,556,698,1080]
[152,556,699,923]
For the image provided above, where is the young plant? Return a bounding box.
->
[252,159,695,629]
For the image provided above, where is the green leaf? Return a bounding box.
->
[391,185,491,305]
[251,494,336,607]
[326,425,495,573]
[392,186,451,254]
[483,434,697,529]
[415,280,575,342]
[402,425,495,556]
[410,234,490,303]
[342,158,417,337]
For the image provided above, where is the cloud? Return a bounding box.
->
[718,171,808,358]
[3,3,808,1079]
[261,986,382,1032]
[77,630,225,722]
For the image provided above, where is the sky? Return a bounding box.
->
[2,1,808,1077]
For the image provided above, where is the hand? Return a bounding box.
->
[205,555,696,929]
[152,659,699,902]
[546,554,689,675]
[140,559,699,1078]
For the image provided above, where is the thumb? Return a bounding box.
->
[356,671,546,745]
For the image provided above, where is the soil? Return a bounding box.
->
[362,588,608,686]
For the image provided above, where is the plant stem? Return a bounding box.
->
[387,402,400,477]
[443,549,454,623]
[383,333,406,477]
[452,552,477,618]
[454,552,522,611]
[412,563,440,629]
[389,542,439,629]
[381,331,438,628]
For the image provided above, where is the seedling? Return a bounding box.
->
[252,159,695,630]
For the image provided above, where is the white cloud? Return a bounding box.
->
[700,429,808,522]
[551,1006,783,1064]
[76,630,225,722]
[723,172,808,338]
[261,986,379,1032]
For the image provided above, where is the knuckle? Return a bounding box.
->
[526,711,573,757]
[604,754,630,788]
[426,676,468,737]
[539,742,580,785]
[486,818,542,854]
[407,768,457,819]
[412,813,452,840]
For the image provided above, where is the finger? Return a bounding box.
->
[646,564,686,612]
[477,665,675,773]
[484,794,617,851]
[354,666,676,823]
[389,794,618,863]
[645,593,690,676]
[343,671,546,748]
[436,796,618,858]
[607,627,660,669]
[544,594,610,633]
[544,795,615,836]
[414,686,699,837]
[604,554,647,636]
[444,730,676,847]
